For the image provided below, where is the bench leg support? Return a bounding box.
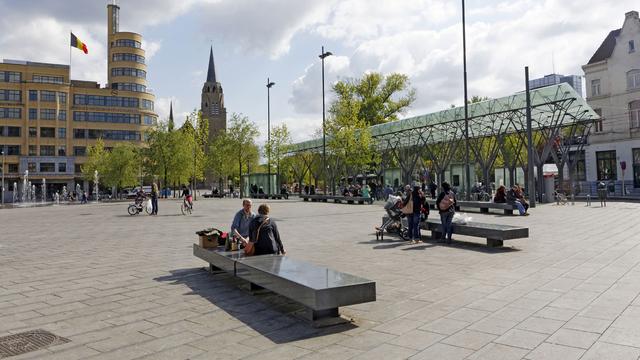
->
[208,264,225,274]
[504,209,513,215]
[303,307,349,327]
[487,238,503,247]
[480,207,489,213]
[250,283,266,292]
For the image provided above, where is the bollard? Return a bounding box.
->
[586,194,591,206]
[571,193,575,205]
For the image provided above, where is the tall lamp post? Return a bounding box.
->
[319,46,332,194]
[1,150,5,205]
[266,78,275,196]
[462,0,471,200]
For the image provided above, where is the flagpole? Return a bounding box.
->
[69,30,72,79]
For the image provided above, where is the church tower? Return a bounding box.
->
[201,46,227,142]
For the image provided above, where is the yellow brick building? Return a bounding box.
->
[0,4,157,200]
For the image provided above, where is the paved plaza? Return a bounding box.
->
[1,198,640,359]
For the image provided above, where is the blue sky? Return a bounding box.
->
[0,0,637,144]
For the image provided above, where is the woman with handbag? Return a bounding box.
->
[436,182,456,244]
[241,204,286,256]
[402,184,424,244]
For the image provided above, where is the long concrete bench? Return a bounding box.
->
[251,193,285,200]
[193,244,376,325]
[380,216,528,247]
[425,200,518,215]
[301,194,373,204]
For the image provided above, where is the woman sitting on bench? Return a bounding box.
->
[241,204,286,256]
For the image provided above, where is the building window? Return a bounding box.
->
[58,110,66,121]
[58,145,66,156]
[143,115,155,125]
[73,129,86,139]
[0,90,21,101]
[87,129,140,141]
[141,99,153,110]
[627,70,640,90]
[32,75,64,84]
[58,162,67,173]
[630,100,640,129]
[0,71,21,83]
[7,126,20,137]
[591,79,601,96]
[593,108,603,132]
[29,127,36,137]
[569,150,586,181]
[40,127,55,138]
[40,109,56,120]
[29,108,37,120]
[8,163,18,173]
[112,53,145,64]
[634,148,640,188]
[58,127,66,138]
[74,111,140,124]
[29,90,37,101]
[111,82,146,92]
[596,150,617,181]
[0,108,20,119]
[73,146,86,156]
[630,40,636,53]
[28,145,36,156]
[39,163,55,172]
[6,145,20,155]
[28,162,36,172]
[39,90,56,102]
[40,145,55,156]
[73,94,139,108]
[111,67,146,78]
[113,39,141,48]
[74,164,82,173]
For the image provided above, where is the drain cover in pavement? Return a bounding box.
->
[0,329,69,358]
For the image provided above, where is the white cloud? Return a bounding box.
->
[289,55,351,114]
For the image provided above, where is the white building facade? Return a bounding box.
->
[582,10,640,196]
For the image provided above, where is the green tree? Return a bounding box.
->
[82,138,107,182]
[145,121,192,196]
[331,72,416,126]
[102,143,140,192]
[264,124,292,188]
[225,113,260,198]
[207,130,234,190]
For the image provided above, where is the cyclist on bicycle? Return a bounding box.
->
[181,185,193,209]
[134,188,146,206]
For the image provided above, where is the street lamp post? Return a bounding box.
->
[266,78,275,196]
[319,46,332,195]
[1,150,4,205]
[462,0,471,200]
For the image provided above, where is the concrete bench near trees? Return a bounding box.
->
[301,194,373,204]
[193,244,376,325]
[425,200,518,215]
[251,193,285,200]
[381,216,529,247]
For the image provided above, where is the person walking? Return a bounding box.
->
[436,182,456,244]
[151,183,159,215]
[403,183,424,244]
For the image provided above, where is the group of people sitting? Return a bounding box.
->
[341,184,371,198]
[493,184,530,216]
[230,199,286,256]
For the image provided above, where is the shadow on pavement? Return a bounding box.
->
[154,268,356,344]
[362,235,521,253]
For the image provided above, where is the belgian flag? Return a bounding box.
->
[70,33,88,54]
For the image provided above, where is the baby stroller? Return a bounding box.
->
[375,195,408,241]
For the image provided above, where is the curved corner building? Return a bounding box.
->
[0,3,157,200]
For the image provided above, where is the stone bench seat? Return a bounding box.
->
[301,195,373,204]
[251,193,285,200]
[425,200,518,215]
[381,216,528,247]
[193,244,376,324]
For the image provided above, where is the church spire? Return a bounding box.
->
[168,100,174,131]
[206,46,216,83]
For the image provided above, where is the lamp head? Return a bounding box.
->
[267,81,275,88]
[319,51,333,59]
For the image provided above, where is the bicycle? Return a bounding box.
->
[127,199,151,215]
[180,197,193,215]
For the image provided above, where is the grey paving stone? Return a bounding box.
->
[516,316,565,334]
[580,341,640,360]
[409,342,474,360]
[524,342,585,360]
[467,343,530,360]
[546,328,599,349]
[494,329,549,350]
[441,329,497,350]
